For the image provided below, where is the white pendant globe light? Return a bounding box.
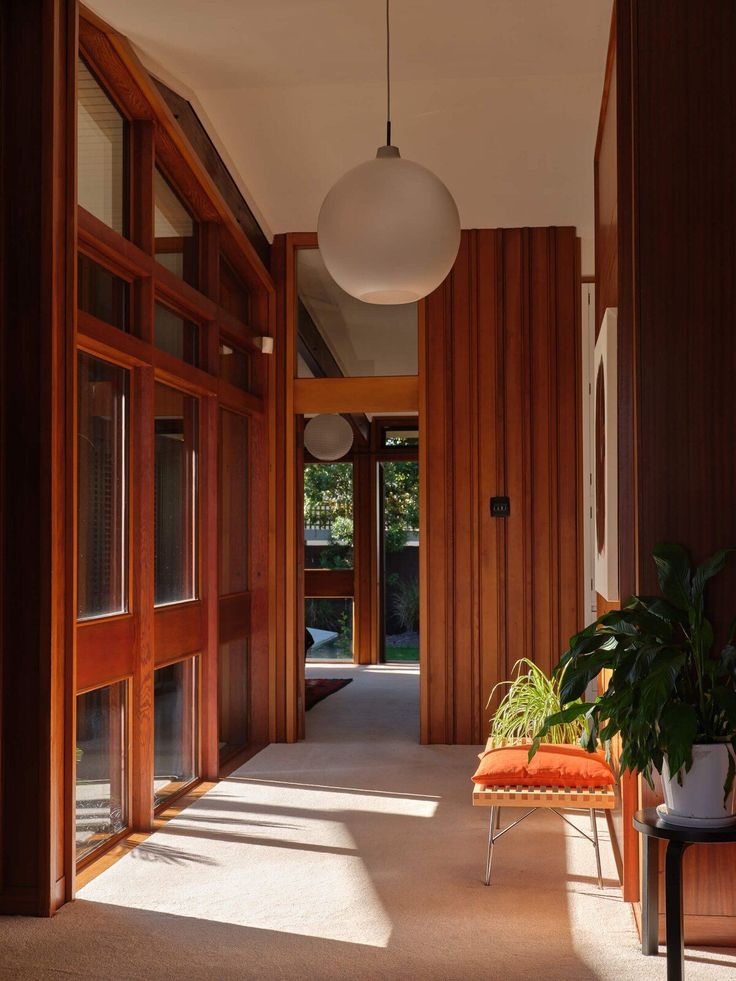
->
[317,1,460,305]
[304,414,354,461]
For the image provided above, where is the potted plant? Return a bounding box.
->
[488,657,586,745]
[531,543,736,826]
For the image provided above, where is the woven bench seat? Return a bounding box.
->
[472,783,616,808]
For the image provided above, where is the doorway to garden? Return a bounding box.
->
[379,438,419,665]
[285,236,422,740]
[303,418,419,668]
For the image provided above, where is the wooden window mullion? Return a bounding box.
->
[201,395,219,779]
[198,223,220,376]
[131,121,154,254]
[132,121,154,345]
[131,365,155,830]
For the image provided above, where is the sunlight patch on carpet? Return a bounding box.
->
[76,781,444,947]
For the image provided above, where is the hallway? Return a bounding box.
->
[1,666,735,979]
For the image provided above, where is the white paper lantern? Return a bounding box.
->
[304,414,354,461]
[318,145,460,305]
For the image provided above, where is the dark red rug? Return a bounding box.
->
[305,678,352,711]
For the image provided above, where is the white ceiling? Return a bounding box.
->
[88,0,612,273]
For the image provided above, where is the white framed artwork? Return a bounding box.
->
[593,307,619,602]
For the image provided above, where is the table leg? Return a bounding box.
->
[641,834,659,955]
[664,840,691,981]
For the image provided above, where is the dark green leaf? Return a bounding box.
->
[639,652,686,717]
[692,549,733,606]
[701,617,715,657]
[722,645,736,681]
[630,596,688,624]
[559,649,620,702]
[713,686,736,728]
[659,702,698,776]
[652,542,692,611]
[724,746,736,805]
[528,703,595,760]
[728,617,736,646]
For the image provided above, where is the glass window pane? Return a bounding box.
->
[218,638,248,762]
[219,256,251,323]
[219,410,248,594]
[154,659,198,807]
[77,354,129,620]
[219,341,252,391]
[297,249,417,377]
[154,385,198,606]
[78,254,129,332]
[383,428,419,448]
[77,59,126,235]
[155,168,197,285]
[76,683,127,862]
[154,302,199,367]
[304,463,353,569]
[305,599,353,661]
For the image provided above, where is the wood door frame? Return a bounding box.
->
[272,233,423,741]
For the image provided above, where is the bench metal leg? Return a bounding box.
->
[590,809,603,889]
[484,806,498,885]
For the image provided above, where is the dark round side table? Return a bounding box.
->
[633,807,736,981]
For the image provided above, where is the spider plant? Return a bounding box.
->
[488,657,586,745]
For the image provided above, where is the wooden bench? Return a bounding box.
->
[472,739,616,887]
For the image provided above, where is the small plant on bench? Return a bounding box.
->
[488,657,586,746]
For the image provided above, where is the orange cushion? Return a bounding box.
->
[471,744,615,787]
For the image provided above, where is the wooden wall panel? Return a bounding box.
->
[594,1,636,903]
[594,4,618,335]
[421,228,582,744]
[598,0,736,941]
[0,0,75,914]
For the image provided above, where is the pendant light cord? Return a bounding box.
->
[386,0,392,145]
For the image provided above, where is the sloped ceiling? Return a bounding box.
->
[87,0,612,273]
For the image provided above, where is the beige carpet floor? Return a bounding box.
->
[1,663,735,980]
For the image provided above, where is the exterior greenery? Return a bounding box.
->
[304,460,419,659]
[303,461,418,560]
[304,463,354,569]
[531,543,736,796]
[390,575,419,632]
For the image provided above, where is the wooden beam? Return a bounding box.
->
[304,569,355,598]
[297,299,342,377]
[294,376,419,415]
[78,6,274,296]
[153,78,270,269]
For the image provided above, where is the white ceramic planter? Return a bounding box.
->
[662,743,736,824]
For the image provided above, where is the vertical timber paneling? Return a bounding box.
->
[421,228,582,744]
[594,0,638,903]
[605,0,736,945]
[0,0,75,914]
